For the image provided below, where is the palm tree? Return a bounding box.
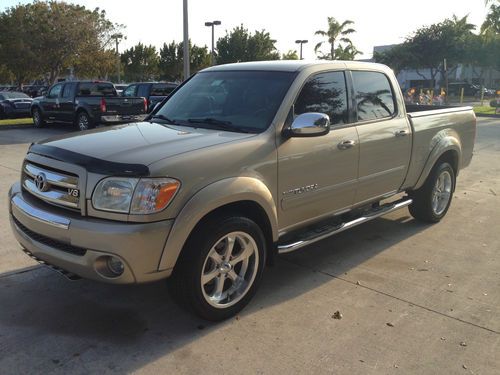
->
[335,42,362,61]
[314,17,356,60]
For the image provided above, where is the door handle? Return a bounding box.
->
[338,140,356,150]
[395,129,409,137]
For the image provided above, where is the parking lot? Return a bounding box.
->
[0,118,499,374]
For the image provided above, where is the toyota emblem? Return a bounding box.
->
[35,172,49,192]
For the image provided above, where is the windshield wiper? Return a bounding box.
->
[151,114,178,125]
[187,118,255,133]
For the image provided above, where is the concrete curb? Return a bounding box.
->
[475,113,499,119]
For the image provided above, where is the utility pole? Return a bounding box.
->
[111,33,124,83]
[295,40,308,60]
[183,0,190,80]
[205,20,221,66]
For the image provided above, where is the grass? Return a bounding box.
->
[0,117,33,126]
[473,106,498,116]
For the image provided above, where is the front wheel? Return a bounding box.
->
[169,216,266,321]
[408,162,455,223]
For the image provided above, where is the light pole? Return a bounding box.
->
[205,20,221,66]
[183,0,190,80]
[111,33,124,83]
[295,39,308,60]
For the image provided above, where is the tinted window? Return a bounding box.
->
[294,71,348,125]
[352,71,395,121]
[47,84,63,98]
[151,84,176,96]
[123,85,137,97]
[62,83,74,98]
[77,82,116,97]
[137,84,149,98]
[155,71,295,132]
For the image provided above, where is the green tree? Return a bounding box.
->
[216,25,280,64]
[0,1,120,85]
[314,17,356,60]
[334,43,362,61]
[282,50,299,60]
[159,41,210,81]
[121,43,159,82]
[0,64,14,84]
[481,3,500,35]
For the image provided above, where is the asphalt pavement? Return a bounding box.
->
[0,119,499,374]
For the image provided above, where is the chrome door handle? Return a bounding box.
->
[338,140,356,150]
[395,129,409,137]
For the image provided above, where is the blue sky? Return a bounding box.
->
[1,0,492,59]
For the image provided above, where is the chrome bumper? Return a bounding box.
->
[101,114,147,123]
[8,182,173,284]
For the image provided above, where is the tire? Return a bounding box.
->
[75,111,94,131]
[169,215,267,321]
[32,108,45,128]
[408,162,455,223]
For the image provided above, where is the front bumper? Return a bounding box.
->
[100,114,147,123]
[8,182,173,284]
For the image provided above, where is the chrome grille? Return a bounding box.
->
[22,162,80,209]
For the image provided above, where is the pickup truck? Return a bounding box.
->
[9,61,476,321]
[122,82,178,112]
[31,81,148,130]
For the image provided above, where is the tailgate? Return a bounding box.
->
[104,97,146,115]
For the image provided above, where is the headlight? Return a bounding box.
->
[92,177,180,214]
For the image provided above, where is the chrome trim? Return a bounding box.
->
[11,194,71,229]
[22,178,79,208]
[278,199,412,254]
[288,112,330,137]
[24,163,78,189]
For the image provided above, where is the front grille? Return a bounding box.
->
[22,162,80,210]
[12,215,87,256]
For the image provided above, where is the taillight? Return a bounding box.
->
[143,97,148,112]
[100,98,107,113]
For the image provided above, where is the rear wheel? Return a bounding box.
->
[408,162,455,223]
[32,108,45,127]
[169,216,266,321]
[75,111,94,131]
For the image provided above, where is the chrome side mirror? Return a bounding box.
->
[287,112,330,137]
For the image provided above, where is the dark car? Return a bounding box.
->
[0,91,33,119]
[31,81,148,130]
[122,82,178,112]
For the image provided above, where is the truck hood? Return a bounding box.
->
[36,121,254,167]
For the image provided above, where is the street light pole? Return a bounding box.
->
[205,20,221,66]
[183,0,190,80]
[295,40,308,60]
[111,33,124,83]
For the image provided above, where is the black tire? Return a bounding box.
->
[169,215,267,321]
[32,108,45,128]
[75,111,95,131]
[408,162,455,223]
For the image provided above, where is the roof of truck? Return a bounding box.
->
[203,60,390,73]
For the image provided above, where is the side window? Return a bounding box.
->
[47,83,63,99]
[352,71,395,121]
[137,84,149,98]
[62,83,74,98]
[123,85,137,97]
[294,71,348,125]
[151,84,176,96]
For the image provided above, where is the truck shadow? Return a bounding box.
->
[0,213,429,371]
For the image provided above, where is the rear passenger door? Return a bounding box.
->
[278,70,359,230]
[351,70,411,204]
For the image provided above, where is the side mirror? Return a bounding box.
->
[287,112,330,137]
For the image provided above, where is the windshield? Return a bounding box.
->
[154,70,295,133]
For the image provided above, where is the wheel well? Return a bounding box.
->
[437,150,459,176]
[185,200,275,265]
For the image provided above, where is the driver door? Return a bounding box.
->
[277,71,359,230]
[41,83,63,120]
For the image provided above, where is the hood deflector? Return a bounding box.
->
[29,144,150,177]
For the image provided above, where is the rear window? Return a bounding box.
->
[77,82,116,97]
[352,71,395,121]
[151,84,176,96]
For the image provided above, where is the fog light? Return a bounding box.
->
[107,256,124,276]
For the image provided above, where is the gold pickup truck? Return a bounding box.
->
[8,61,476,320]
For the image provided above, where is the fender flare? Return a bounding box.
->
[413,129,462,190]
[158,177,278,271]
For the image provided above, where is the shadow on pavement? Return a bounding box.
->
[0,123,76,145]
[0,213,429,372]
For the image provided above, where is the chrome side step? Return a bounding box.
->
[277,199,412,254]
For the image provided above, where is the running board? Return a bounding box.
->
[277,199,413,254]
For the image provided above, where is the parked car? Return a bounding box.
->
[113,84,128,96]
[122,82,178,112]
[22,85,49,98]
[0,91,33,119]
[30,81,148,130]
[8,61,476,320]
